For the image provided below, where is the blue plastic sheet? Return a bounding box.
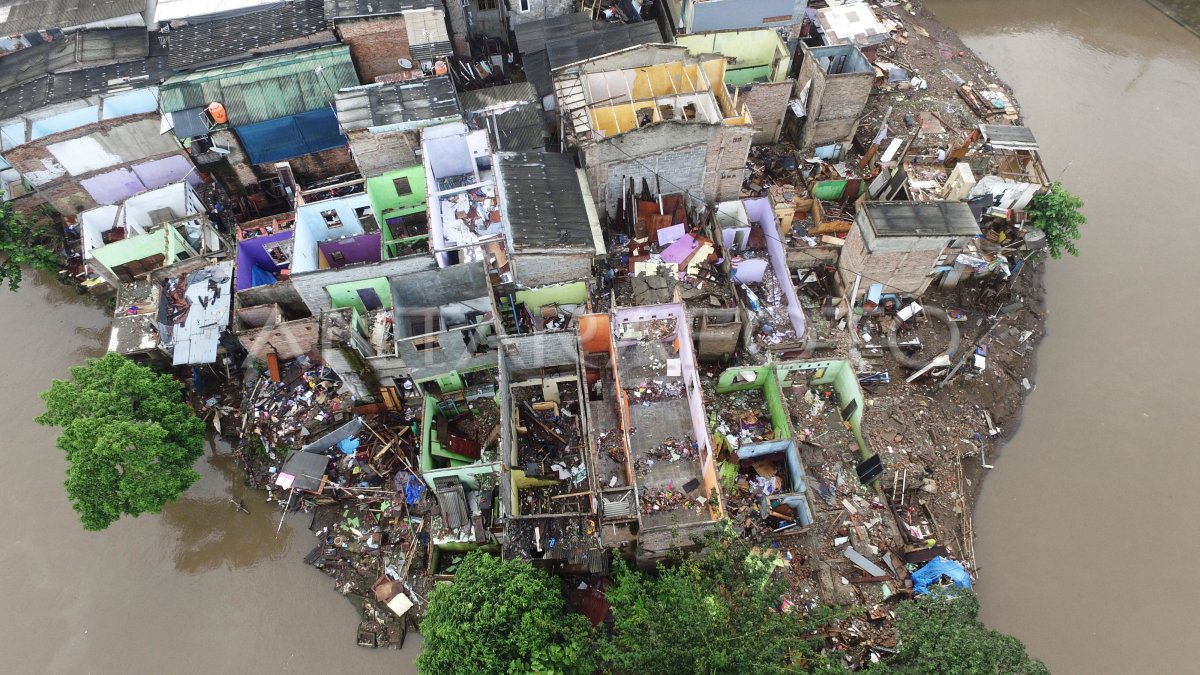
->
[393,472,426,505]
[337,437,361,455]
[911,556,972,594]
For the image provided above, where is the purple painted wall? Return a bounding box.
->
[133,155,199,190]
[236,230,294,291]
[80,168,144,205]
[80,155,199,205]
[317,233,381,268]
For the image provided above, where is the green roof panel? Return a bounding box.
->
[160,46,359,127]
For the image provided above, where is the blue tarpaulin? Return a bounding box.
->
[234,108,345,165]
[911,556,972,594]
[393,471,427,505]
[337,437,361,455]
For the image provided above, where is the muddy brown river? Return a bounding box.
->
[924,1,1200,672]
[3,2,1197,672]
[0,276,417,670]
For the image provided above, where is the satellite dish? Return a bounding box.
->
[398,58,413,69]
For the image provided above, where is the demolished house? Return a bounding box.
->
[554,44,755,214]
[677,28,795,145]
[785,41,875,153]
[612,191,743,361]
[839,201,982,296]
[713,197,808,354]
[82,181,224,288]
[500,331,607,573]
[109,260,234,367]
[611,302,723,562]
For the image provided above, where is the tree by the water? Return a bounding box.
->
[1026,182,1086,259]
[36,353,206,531]
[0,200,59,291]
[417,551,593,675]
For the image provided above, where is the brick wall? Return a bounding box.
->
[282,145,357,186]
[742,80,793,145]
[347,128,421,177]
[512,252,593,287]
[337,16,412,83]
[838,222,941,296]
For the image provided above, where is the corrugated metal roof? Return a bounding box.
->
[864,201,981,238]
[165,0,331,69]
[517,17,663,97]
[324,0,439,20]
[499,151,592,250]
[160,45,358,126]
[460,83,545,152]
[0,54,171,121]
[514,13,595,55]
[0,0,145,34]
[169,106,210,138]
[0,28,147,92]
[980,124,1038,151]
[335,76,458,131]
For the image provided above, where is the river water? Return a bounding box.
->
[0,274,417,671]
[923,1,1200,672]
[4,4,1197,672]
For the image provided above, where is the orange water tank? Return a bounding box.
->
[206,102,228,125]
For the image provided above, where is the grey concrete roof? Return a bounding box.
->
[498,151,593,250]
[862,201,982,238]
[335,76,459,131]
[0,0,145,34]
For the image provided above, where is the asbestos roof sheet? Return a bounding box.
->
[335,76,458,131]
[0,28,147,92]
[519,19,663,97]
[167,261,234,366]
[324,0,439,20]
[165,0,331,69]
[0,54,171,121]
[0,0,146,34]
[979,124,1039,151]
[863,201,982,238]
[498,151,593,250]
[460,83,545,152]
[160,45,357,126]
[281,450,331,492]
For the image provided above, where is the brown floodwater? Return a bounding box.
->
[923,1,1200,672]
[0,274,417,672]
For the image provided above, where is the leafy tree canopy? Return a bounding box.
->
[37,353,206,531]
[1026,182,1086,259]
[599,525,849,675]
[0,200,59,291]
[864,589,1048,675]
[416,551,593,675]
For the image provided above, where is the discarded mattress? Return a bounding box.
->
[911,556,972,594]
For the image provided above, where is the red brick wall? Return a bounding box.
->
[337,16,412,83]
[279,145,357,185]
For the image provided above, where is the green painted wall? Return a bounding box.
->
[92,227,183,270]
[775,360,868,457]
[327,276,393,315]
[513,282,588,312]
[812,180,867,201]
[715,366,790,439]
[726,65,773,87]
[677,31,791,84]
[367,165,428,256]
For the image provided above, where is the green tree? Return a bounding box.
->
[417,551,593,675]
[0,200,60,291]
[865,589,1047,675]
[1026,182,1085,259]
[599,526,848,674]
[37,353,206,531]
